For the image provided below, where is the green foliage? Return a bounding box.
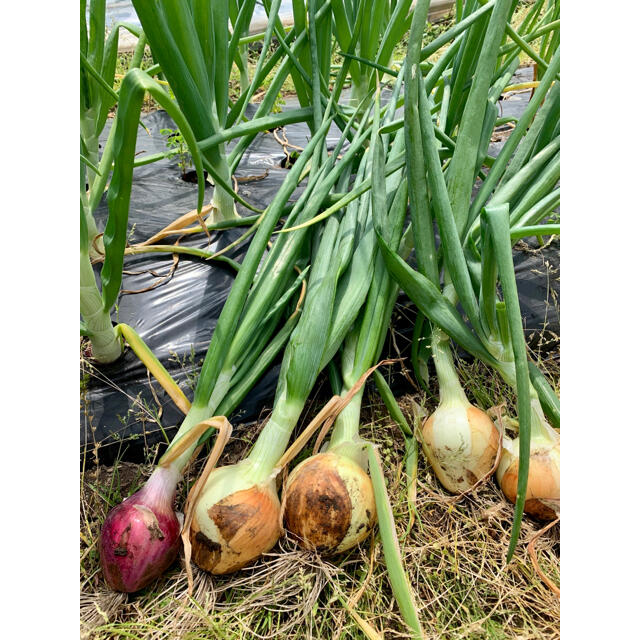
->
[160,127,192,176]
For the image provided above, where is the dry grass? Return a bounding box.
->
[80,347,560,640]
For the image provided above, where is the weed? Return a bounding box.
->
[160,128,192,177]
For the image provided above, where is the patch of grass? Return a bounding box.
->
[114,49,158,113]
[510,0,550,67]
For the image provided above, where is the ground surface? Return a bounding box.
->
[80,350,560,640]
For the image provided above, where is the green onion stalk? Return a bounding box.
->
[401,0,504,494]
[329,0,413,105]
[421,309,501,493]
[81,0,146,256]
[478,202,560,522]
[428,1,560,512]
[282,181,409,553]
[131,0,311,224]
[282,93,426,637]
[281,88,409,553]
[80,50,212,363]
[80,182,121,363]
[229,0,252,94]
[98,106,336,591]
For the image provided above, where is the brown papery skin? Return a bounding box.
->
[283,453,376,554]
[499,446,560,520]
[421,405,500,494]
[190,484,281,575]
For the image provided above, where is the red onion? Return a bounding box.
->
[99,466,182,592]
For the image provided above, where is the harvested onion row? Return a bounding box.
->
[98,118,332,592]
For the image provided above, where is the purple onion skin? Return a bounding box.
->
[99,467,182,593]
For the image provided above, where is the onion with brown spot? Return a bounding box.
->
[189,461,282,574]
[283,452,376,554]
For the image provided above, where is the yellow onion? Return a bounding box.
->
[189,461,281,574]
[283,451,376,554]
[496,407,560,520]
[422,325,501,494]
[421,403,500,493]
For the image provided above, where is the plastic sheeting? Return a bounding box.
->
[81,78,559,466]
[81,106,341,465]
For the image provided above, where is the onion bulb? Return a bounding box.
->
[99,466,182,592]
[496,403,560,520]
[422,326,501,494]
[189,460,281,574]
[421,402,500,494]
[283,452,376,554]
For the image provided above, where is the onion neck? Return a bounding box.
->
[83,207,102,260]
[349,73,370,107]
[494,359,557,444]
[329,388,363,446]
[163,402,217,472]
[246,397,306,482]
[530,395,559,446]
[432,326,470,409]
[239,46,250,94]
[161,365,235,471]
[433,281,470,408]
[326,388,368,468]
[140,465,180,513]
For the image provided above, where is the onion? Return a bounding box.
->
[421,403,500,493]
[421,327,500,493]
[496,401,560,520]
[99,466,181,592]
[189,461,281,574]
[283,451,376,554]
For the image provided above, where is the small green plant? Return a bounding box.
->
[271,90,286,114]
[160,127,192,177]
